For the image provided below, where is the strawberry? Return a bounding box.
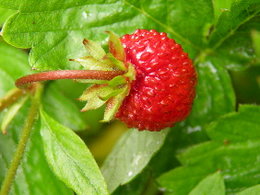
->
[73,29,197,131]
[115,29,197,131]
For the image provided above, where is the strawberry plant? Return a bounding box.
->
[0,0,260,195]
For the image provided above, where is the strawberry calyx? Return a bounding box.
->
[71,32,136,122]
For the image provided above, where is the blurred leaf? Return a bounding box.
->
[212,16,260,70]
[158,105,260,195]
[189,58,235,126]
[188,171,225,195]
[40,110,109,195]
[209,0,260,48]
[101,128,168,193]
[237,185,260,195]
[0,0,216,70]
[212,0,234,22]
[0,41,31,97]
[42,82,87,131]
[206,105,260,142]
[112,168,152,195]
[252,29,260,59]
[0,7,15,26]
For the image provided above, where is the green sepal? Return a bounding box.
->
[102,85,130,122]
[79,85,109,111]
[107,31,126,62]
[70,56,115,71]
[82,39,106,60]
[1,95,28,134]
[108,76,127,87]
[99,88,125,101]
[73,32,136,123]
[104,53,127,71]
[74,79,109,85]
[124,62,136,81]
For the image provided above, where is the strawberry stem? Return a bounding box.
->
[15,70,125,88]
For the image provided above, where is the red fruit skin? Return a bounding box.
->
[115,29,197,131]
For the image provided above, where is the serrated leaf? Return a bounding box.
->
[101,128,169,193]
[0,7,15,26]
[237,184,260,195]
[206,105,260,142]
[40,110,109,195]
[209,0,260,48]
[188,172,225,195]
[157,105,260,195]
[0,0,216,70]
[212,16,260,70]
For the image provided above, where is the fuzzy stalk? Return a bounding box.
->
[0,83,43,195]
[15,70,124,88]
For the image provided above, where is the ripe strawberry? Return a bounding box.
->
[115,29,197,131]
[75,29,197,131]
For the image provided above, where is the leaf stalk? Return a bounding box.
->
[0,83,43,195]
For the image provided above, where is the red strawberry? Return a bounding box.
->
[115,29,197,131]
[75,29,197,131]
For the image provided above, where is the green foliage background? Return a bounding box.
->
[0,0,259,194]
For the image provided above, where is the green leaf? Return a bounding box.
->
[40,110,109,195]
[0,0,216,70]
[188,58,235,126]
[101,128,168,193]
[112,169,152,195]
[252,30,260,59]
[212,0,234,22]
[157,105,260,195]
[0,41,31,97]
[212,16,260,70]
[0,105,72,195]
[237,185,260,195]
[0,7,15,26]
[188,172,225,195]
[209,0,260,48]
[206,105,260,142]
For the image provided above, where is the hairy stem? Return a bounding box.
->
[0,88,26,112]
[16,70,124,88]
[0,83,43,195]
